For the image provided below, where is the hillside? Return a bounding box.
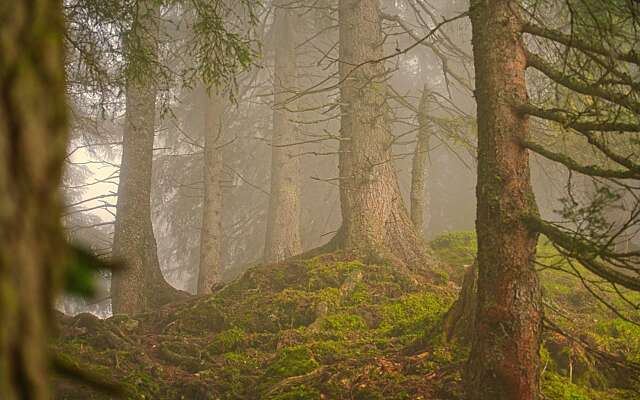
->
[53,234,640,399]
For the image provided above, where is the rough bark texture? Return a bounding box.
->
[442,262,477,344]
[198,89,224,294]
[264,0,302,263]
[0,1,68,398]
[465,1,542,399]
[337,0,427,268]
[111,0,184,314]
[410,88,432,238]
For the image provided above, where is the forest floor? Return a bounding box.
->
[53,233,640,399]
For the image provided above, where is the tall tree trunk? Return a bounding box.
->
[264,0,302,263]
[337,0,426,267]
[111,0,183,314]
[410,87,431,238]
[198,88,224,294]
[0,1,68,398]
[465,1,542,399]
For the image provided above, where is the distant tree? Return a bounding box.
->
[335,0,429,267]
[197,88,225,293]
[410,87,433,238]
[264,0,303,263]
[109,0,259,312]
[111,0,185,314]
[0,0,68,397]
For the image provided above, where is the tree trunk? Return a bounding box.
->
[442,262,477,344]
[465,1,542,399]
[0,1,68,398]
[337,0,427,268]
[264,0,302,263]
[111,0,184,314]
[198,88,224,294]
[410,87,432,238]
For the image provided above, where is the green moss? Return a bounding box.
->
[321,313,367,337]
[208,327,247,354]
[345,283,371,305]
[315,287,341,309]
[542,372,592,400]
[269,385,322,400]
[273,289,318,328]
[267,346,320,379]
[379,292,449,336]
[429,231,476,266]
[306,258,364,290]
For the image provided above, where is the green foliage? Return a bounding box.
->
[594,319,640,364]
[63,244,120,298]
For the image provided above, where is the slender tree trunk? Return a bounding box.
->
[111,0,183,314]
[0,1,68,398]
[198,88,224,294]
[465,1,542,399]
[337,0,426,267]
[264,0,302,263]
[410,87,432,238]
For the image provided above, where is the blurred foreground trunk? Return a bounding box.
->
[0,1,68,397]
[264,0,302,263]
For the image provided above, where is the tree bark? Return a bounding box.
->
[264,0,302,263]
[197,88,224,294]
[111,0,184,314]
[337,0,427,268]
[443,262,478,344]
[0,1,68,398]
[410,87,432,238]
[465,1,542,399]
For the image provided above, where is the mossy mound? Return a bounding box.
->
[53,236,640,399]
[53,252,461,399]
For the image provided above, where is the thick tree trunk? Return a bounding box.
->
[198,89,224,294]
[465,1,542,399]
[410,88,432,238]
[0,1,68,398]
[111,0,183,314]
[337,0,427,268]
[264,0,303,263]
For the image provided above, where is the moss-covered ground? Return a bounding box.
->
[53,234,640,399]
